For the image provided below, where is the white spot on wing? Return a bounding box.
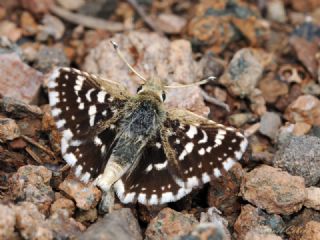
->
[160,192,175,204]
[214,168,222,178]
[61,138,68,154]
[79,103,84,110]
[145,164,153,172]
[198,130,208,144]
[138,193,146,204]
[81,172,91,183]
[49,91,60,106]
[49,68,61,83]
[51,108,62,117]
[154,161,168,170]
[149,194,158,205]
[186,125,198,139]
[206,146,212,153]
[179,149,188,161]
[186,176,199,188]
[185,142,194,153]
[198,148,205,155]
[47,79,58,89]
[64,153,77,166]
[62,129,73,141]
[235,151,242,159]
[86,88,95,102]
[94,136,102,146]
[241,138,248,152]
[202,172,210,183]
[89,105,97,126]
[89,105,97,115]
[97,91,107,103]
[214,129,226,147]
[56,119,66,128]
[223,158,235,171]
[75,165,83,177]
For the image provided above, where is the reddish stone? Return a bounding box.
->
[59,178,101,210]
[145,208,198,239]
[240,165,306,215]
[0,53,43,104]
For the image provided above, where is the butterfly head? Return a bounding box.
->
[136,77,166,102]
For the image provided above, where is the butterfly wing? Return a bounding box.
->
[114,135,192,205]
[163,108,248,189]
[48,67,129,182]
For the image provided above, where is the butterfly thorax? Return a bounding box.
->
[111,93,166,167]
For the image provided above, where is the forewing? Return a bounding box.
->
[114,137,192,205]
[48,67,128,182]
[163,109,248,189]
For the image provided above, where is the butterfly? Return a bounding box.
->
[47,41,248,205]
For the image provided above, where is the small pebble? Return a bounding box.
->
[56,0,85,10]
[244,226,283,240]
[220,48,272,97]
[76,208,98,223]
[259,112,282,140]
[228,113,256,127]
[14,202,53,240]
[234,204,284,240]
[37,14,65,41]
[300,221,320,240]
[156,13,187,34]
[0,204,16,240]
[284,94,320,126]
[0,118,20,142]
[10,165,54,214]
[266,0,287,23]
[50,197,76,217]
[79,208,142,240]
[0,97,43,118]
[34,46,69,72]
[20,0,53,14]
[145,207,198,240]
[59,178,101,210]
[304,187,320,210]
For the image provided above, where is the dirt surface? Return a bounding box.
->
[1,0,320,239]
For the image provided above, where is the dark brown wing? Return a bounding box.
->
[48,67,129,182]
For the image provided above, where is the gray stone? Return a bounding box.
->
[259,112,282,140]
[273,135,320,186]
[79,208,142,240]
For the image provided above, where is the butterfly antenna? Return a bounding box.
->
[110,40,147,82]
[164,76,215,89]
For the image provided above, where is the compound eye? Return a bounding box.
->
[161,91,166,102]
[137,85,143,93]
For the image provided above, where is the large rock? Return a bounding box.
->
[240,165,306,215]
[273,135,320,186]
